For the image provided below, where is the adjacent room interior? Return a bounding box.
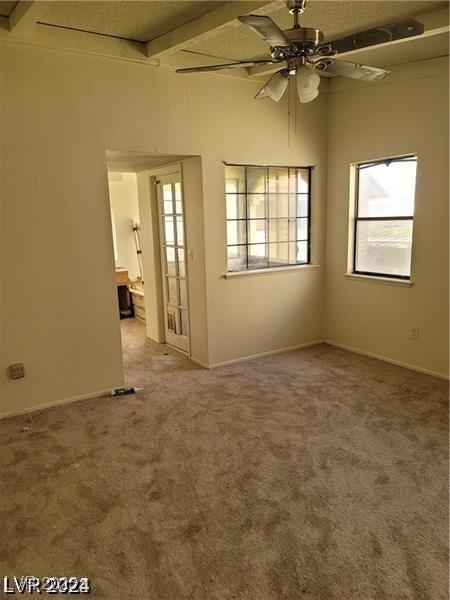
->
[0,1,448,598]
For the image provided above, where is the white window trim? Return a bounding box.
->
[345,273,413,287]
[348,154,417,282]
[224,264,320,279]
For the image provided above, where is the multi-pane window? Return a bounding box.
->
[225,164,311,271]
[353,156,417,280]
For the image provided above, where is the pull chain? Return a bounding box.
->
[294,75,297,135]
[287,74,291,149]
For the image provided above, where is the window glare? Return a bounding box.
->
[354,156,417,280]
[225,165,311,271]
[225,166,245,194]
[358,159,417,218]
[356,220,413,277]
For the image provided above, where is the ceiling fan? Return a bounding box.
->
[176,0,424,103]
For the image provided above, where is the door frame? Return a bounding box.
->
[155,169,190,354]
[148,162,192,357]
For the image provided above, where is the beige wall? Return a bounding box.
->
[180,157,210,366]
[1,40,446,417]
[201,89,328,366]
[0,42,326,415]
[324,57,449,378]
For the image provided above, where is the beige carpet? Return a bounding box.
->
[0,318,448,599]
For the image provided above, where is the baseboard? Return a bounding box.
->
[0,387,114,421]
[3,339,445,420]
[0,343,322,418]
[324,339,449,381]
[207,340,323,369]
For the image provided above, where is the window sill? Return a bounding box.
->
[224,264,320,279]
[345,273,414,287]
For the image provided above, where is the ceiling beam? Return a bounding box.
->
[248,7,450,78]
[146,0,280,58]
[0,23,246,78]
[9,1,53,33]
[328,7,450,59]
[0,22,159,66]
[415,7,450,37]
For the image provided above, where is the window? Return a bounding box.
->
[225,164,311,272]
[353,155,417,280]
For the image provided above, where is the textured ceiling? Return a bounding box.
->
[188,0,449,62]
[39,1,228,43]
[4,0,448,74]
[0,0,17,18]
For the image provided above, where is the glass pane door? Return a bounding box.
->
[157,172,189,352]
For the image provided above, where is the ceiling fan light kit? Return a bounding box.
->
[176,0,426,106]
[255,70,289,102]
[296,65,321,103]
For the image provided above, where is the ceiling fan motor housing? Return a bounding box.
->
[270,27,328,60]
[285,27,324,45]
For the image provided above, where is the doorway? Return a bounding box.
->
[106,153,194,378]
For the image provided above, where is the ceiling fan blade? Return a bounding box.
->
[316,59,389,82]
[329,19,424,54]
[176,59,280,74]
[238,14,291,47]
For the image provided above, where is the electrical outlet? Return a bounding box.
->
[9,363,25,379]
[410,327,420,341]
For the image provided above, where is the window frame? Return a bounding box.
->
[352,155,417,281]
[225,163,313,272]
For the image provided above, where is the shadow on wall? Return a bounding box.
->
[108,171,145,322]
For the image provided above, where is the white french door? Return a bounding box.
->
[156,172,190,353]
